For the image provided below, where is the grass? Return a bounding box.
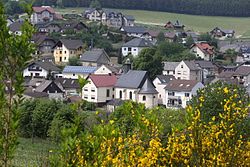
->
[12,138,57,167]
[55,7,250,36]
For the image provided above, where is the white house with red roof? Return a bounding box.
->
[190,42,215,61]
[31,6,62,24]
[82,74,117,105]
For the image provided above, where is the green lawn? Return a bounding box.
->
[12,138,57,167]
[55,7,250,36]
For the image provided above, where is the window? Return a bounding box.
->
[133,48,136,51]
[129,91,133,99]
[64,57,66,60]
[142,96,146,101]
[106,89,110,97]
[91,96,95,100]
[91,88,95,92]
[73,74,75,76]
[84,88,88,91]
[60,51,62,54]
[65,51,67,54]
[123,48,127,51]
[181,65,184,68]
[185,93,190,97]
[168,92,175,96]
[70,51,73,54]
[128,48,131,51]
[119,90,122,99]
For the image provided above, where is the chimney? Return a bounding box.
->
[123,58,132,74]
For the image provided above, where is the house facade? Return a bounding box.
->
[115,70,158,108]
[82,74,117,105]
[165,80,204,108]
[31,6,57,24]
[80,49,110,67]
[122,38,153,57]
[162,62,179,75]
[190,43,215,61]
[210,27,235,38]
[120,26,147,38]
[53,39,83,64]
[175,61,202,82]
[153,75,176,105]
[23,61,61,78]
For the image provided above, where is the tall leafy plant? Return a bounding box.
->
[0,2,34,166]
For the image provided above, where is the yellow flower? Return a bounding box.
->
[223,87,229,94]
[110,120,115,124]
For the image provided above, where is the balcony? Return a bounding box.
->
[167,103,182,108]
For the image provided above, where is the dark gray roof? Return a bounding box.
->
[55,78,80,89]
[9,21,23,32]
[24,90,48,98]
[184,61,200,71]
[29,61,61,72]
[139,78,158,94]
[155,75,176,84]
[165,80,201,92]
[80,49,110,64]
[35,80,64,92]
[56,39,83,50]
[195,61,215,69]
[163,62,179,71]
[121,26,146,34]
[123,38,153,47]
[115,70,147,89]
[234,66,250,76]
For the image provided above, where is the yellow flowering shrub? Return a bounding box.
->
[53,83,249,166]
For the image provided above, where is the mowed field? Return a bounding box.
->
[56,7,250,37]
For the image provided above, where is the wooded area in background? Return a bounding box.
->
[30,0,250,17]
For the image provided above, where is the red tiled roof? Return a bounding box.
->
[32,6,55,14]
[195,43,214,55]
[89,74,117,87]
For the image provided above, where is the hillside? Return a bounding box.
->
[56,8,250,36]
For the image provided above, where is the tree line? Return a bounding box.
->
[31,0,250,17]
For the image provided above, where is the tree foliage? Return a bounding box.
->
[29,0,250,17]
[0,2,34,166]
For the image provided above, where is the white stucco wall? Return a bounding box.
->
[153,78,167,105]
[94,65,112,75]
[62,73,88,79]
[122,47,144,57]
[175,61,191,80]
[23,67,48,78]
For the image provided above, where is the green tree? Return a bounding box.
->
[0,2,34,166]
[68,56,81,66]
[156,31,165,43]
[90,0,102,9]
[185,36,195,47]
[133,48,163,79]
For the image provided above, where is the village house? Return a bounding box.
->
[85,8,102,21]
[141,30,160,43]
[31,6,62,24]
[175,61,202,82]
[162,62,179,75]
[24,80,64,100]
[164,20,185,30]
[23,61,61,78]
[153,75,176,106]
[82,74,117,106]
[31,33,57,54]
[233,65,250,86]
[62,66,97,79]
[60,21,89,33]
[120,26,147,38]
[195,60,218,84]
[9,20,23,35]
[35,22,61,33]
[55,78,80,97]
[164,32,177,42]
[165,80,204,109]
[122,38,153,57]
[123,15,135,27]
[210,27,235,38]
[53,39,83,64]
[80,49,110,67]
[6,18,14,27]
[238,45,250,62]
[114,70,158,108]
[190,42,215,61]
[94,64,120,75]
